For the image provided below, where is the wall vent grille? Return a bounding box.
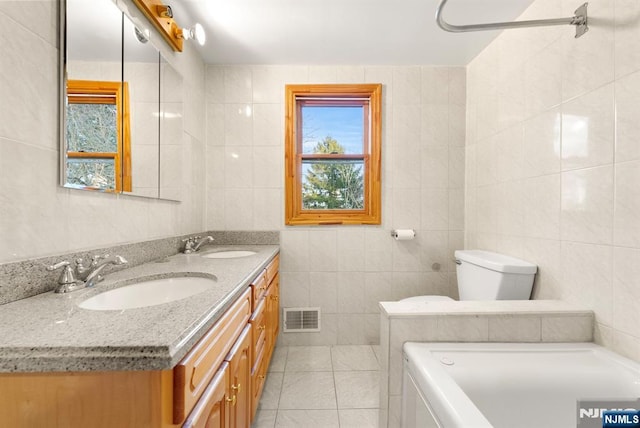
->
[283,307,321,332]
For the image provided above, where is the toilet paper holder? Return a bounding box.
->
[390,229,416,239]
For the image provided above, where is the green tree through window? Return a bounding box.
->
[302,136,364,209]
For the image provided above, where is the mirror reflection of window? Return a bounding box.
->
[63,0,183,200]
[66,80,132,192]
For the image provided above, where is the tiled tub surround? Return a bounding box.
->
[465,0,640,361]
[377,300,594,428]
[0,230,279,305]
[0,244,278,372]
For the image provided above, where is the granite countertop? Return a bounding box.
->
[0,245,279,373]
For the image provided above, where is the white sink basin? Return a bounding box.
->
[79,276,217,311]
[200,250,256,259]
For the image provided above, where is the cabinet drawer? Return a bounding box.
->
[253,333,266,375]
[251,272,267,311]
[249,298,266,369]
[173,288,251,424]
[264,273,279,360]
[250,345,268,421]
[182,362,229,428]
[265,255,279,285]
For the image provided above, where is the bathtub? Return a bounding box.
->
[402,342,640,428]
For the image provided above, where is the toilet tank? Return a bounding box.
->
[455,250,537,300]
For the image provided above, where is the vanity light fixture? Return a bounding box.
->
[174,23,206,46]
[134,26,150,43]
[132,0,184,51]
[156,4,172,18]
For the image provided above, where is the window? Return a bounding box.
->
[66,80,132,192]
[285,84,382,225]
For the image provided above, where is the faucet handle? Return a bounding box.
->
[47,261,77,285]
[75,257,89,274]
[91,254,109,266]
[182,237,196,254]
[47,261,70,271]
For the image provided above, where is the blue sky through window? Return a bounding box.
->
[301,106,364,154]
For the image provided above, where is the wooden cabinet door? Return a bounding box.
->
[182,362,230,428]
[271,273,279,343]
[265,273,280,358]
[225,325,252,428]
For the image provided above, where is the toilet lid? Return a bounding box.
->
[400,295,454,303]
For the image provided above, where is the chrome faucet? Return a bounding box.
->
[182,235,214,254]
[47,261,82,293]
[48,254,128,293]
[181,237,196,254]
[82,255,128,288]
[193,236,214,252]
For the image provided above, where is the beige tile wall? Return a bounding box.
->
[465,0,640,362]
[205,65,467,345]
[0,0,206,264]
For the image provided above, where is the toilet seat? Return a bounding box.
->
[400,295,454,303]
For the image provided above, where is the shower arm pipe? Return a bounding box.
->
[436,0,589,38]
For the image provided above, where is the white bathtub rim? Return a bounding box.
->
[403,342,640,428]
[404,343,492,428]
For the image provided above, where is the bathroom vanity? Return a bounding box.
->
[0,246,279,428]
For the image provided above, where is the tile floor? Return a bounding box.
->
[252,345,382,428]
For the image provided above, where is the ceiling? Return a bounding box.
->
[169,0,537,65]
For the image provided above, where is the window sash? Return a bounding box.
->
[297,98,369,155]
[285,84,382,225]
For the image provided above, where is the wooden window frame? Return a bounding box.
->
[285,84,382,225]
[66,80,132,192]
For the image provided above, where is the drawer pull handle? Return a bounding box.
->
[226,394,237,406]
[258,325,266,331]
[258,374,265,380]
[231,383,241,392]
[271,295,278,301]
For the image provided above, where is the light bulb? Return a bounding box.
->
[181,23,206,46]
[191,23,206,46]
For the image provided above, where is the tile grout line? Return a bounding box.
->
[273,346,288,428]
[258,345,382,427]
[330,345,342,427]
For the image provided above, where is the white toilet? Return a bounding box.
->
[401,250,537,303]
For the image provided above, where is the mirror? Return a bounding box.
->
[159,56,183,201]
[62,0,182,200]
[123,13,160,198]
[65,0,123,192]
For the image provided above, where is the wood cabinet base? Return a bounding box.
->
[0,370,173,428]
